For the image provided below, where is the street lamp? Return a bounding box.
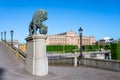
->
[78,27,83,58]
[4,31,6,42]
[1,32,3,41]
[10,30,14,45]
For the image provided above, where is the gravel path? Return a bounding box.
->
[0,43,120,80]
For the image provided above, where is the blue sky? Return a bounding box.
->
[0,0,120,43]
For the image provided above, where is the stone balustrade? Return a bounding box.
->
[81,58,120,72]
[48,56,120,72]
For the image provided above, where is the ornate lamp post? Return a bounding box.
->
[1,32,3,41]
[4,31,6,42]
[10,30,14,45]
[78,27,83,58]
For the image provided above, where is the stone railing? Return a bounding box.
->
[1,41,26,63]
[81,58,120,72]
[47,50,111,59]
[48,56,77,66]
[48,56,120,72]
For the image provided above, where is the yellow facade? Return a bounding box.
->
[19,44,27,52]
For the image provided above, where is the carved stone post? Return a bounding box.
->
[25,34,48,76]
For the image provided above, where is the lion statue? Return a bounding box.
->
[29,9,48,35]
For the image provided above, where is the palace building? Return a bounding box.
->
[46,31,96,48]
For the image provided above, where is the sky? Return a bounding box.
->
[0,0,120,43]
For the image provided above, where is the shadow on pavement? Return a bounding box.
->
[0,68,5,80]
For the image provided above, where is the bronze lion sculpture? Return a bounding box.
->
[29,9,48,35]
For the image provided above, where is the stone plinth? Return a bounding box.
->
[25,35,48,76]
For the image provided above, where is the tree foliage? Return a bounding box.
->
[111,43,120,60]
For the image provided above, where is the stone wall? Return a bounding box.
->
[48,57,120,72]
[48,57,74,66]
[81,58,120,72]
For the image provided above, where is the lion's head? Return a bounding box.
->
[32,10,48,24]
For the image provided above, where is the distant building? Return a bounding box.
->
[46,30,96,48]
[18,44,26,52]
[7,40,19,48]
[98,37,113,45]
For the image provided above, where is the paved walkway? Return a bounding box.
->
[0,43,120,80]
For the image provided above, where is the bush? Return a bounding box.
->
[82,44,110,51]
[82,45,99,51]
[111,43,120,60]
[46,45,78,53]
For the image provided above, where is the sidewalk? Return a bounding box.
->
[2,66,120,80]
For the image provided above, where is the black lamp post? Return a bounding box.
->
[4,31,6,42]
[78,27,83,58]
[1,32,3,41]
[10,30,14,45]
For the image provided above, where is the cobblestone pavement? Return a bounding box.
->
[0,43,120,80]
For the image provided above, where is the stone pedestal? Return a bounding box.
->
[25,35,48,76]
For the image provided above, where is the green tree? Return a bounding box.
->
[111,43,120,60]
